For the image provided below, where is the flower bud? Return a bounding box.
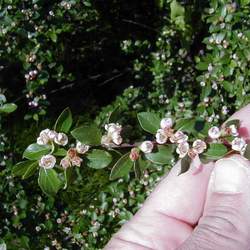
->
[192,139,207,154]
[54,132,68,146]
[140,141,154,154]
[67,148,77,159]
[37,129,50,145]
[170,131,188,144]
[160,118,173,129]
[60,157,71,169]
[156,129,168,144]
[76,141,90,154]
[71,156,82,167]
[176,142,189,158]
[208,126,221,139]
[129,148,140,161]
[39,154,56,169]
[229,124,239,137]
[48,130,58,140]
[231,137,246,152]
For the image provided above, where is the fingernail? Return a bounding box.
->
[212,158,247,194]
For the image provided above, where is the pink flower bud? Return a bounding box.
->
[54,132,68,146]
[60,157,71,169]
[192,139,207,154]
[71,156,82,167]
[156,129,168,144]
[176,142,189,158]
[170,131,188,144]
[39,154,56,169]
[160,118,173,129]
[76,141,90,154]
[140,141,154,154]
[208,126,221,139]
[231,137,246,152]
[129,148,140,161]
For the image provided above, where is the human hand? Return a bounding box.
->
[105,105,250,250]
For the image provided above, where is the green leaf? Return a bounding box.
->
[203,143,228,160]
[63,167,75,189]
[108,105,121,123]
[145,145,173,164]
[243,143,250,160]
[38,168,62,196]
[179,155,191,175]
[224,119,240,128]
[86,149,112,169]
[23,143,51,160]
[137,112,161,134]
[12,160,38,179]
[133,160,142,179]
[0,103,17,113]
[54,107,72,133]
[170,0,185,20]
[175,118,195,132]
[110,153,133,180]
[71,124,101,146]
[54,148,67,156]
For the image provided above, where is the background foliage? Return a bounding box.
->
[0,0,250,249]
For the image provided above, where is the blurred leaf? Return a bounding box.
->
[108,105,121,123]
[179,155,191,175]
[0,103,17,113]
[110,153,133,180]
[203,143,228,160]
[133,160,142,179]
[145,145,173,164]
[71,124,101,146]
[54,148,67,156]
[38,168,62,196]
[54,107,72,133]
[243,143,250,160]
[23,143,51,160]
[137,112,161,134]
[86,149,112,169]
[225,119,240,128]
[12,160,38,179]
[175,118,195,133]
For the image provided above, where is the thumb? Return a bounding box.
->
[178,155,250,250]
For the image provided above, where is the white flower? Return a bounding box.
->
[47,130,58,140]
[208,126,221,139]
[176,142,189,158]
[39,154,56,169]
[170,131,188,144]
[192,139,207,154]
[229,124,239,137]
[76,141,90,154]
[112,135,123,145]
[60,157,71,169]
[231,137,246,152]
[101,135,112,146]
[37,128,50,145]
[160,118,173,129]
[105,123,122,134]
[103,123,123,145]
[156,129,168,144]
[54,132,68,146]
[71,156,82,167]
[140,141,154,154]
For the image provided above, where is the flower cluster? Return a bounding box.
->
[37,129,68,146]
[101,123,123,146]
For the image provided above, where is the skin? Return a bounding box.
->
[105,104,250,250]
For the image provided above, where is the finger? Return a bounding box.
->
[105,158,214,250]
[178,155,250,250]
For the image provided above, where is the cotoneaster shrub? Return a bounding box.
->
[1,1,250,250]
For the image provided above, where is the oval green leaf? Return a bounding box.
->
[71,124,101,146]
[110,153,133,180]
[38,168,62,196]
[175,118,195,133]
[137,112,161,134]
[54,107,72,133]
[145,145,173,165]
[86,149,112,169]
[23,143,51,160]
[12,160,38,179]
[203,143,228,160]
[0,103,17,113]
